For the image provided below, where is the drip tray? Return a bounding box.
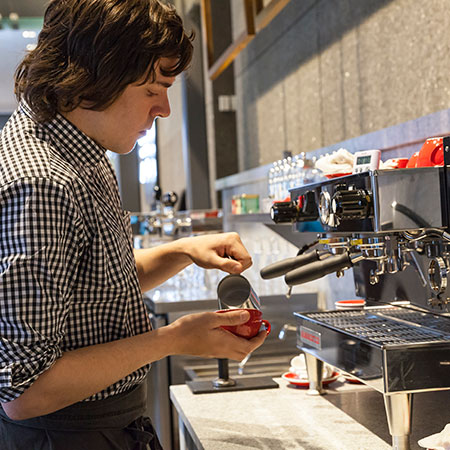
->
[294,306,450,394]
[303,307,450,346]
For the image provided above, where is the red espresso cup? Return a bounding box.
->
[217,308,271,339]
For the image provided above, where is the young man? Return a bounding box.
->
[0,1,267,448]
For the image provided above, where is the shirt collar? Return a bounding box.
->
[20,102,107,169]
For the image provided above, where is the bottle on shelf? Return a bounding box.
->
[266,151,323,213]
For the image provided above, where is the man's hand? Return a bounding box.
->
[166,309,267,361]
[183,232,252,274]
[134,232,252,292]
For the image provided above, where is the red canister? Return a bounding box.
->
[416,137,444,167]
[406,152,419,168]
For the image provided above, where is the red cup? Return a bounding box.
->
[217,308,271,339]
[335,299,366,310]
[406,152,419,168]
[416,137,444,167]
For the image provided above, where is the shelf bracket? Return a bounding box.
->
[201,0,292,80]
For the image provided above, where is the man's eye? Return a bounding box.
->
[146,90,157,97]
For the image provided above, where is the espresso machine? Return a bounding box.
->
[261,137,450,450]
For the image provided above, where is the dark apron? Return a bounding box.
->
[0,381,163,450]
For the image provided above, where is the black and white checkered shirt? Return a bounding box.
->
[0,103,151,402]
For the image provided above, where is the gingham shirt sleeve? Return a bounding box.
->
[0,177,84,401]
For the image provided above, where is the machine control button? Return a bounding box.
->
[319,191,332,225]
[270,201,299,223]
[331,188,372,221]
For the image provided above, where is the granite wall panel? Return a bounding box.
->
[340,24,362,141]
[233,0,450,170]
[317,1,347,147]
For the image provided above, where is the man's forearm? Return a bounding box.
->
[134,238,193,292]
[2,327,174,421]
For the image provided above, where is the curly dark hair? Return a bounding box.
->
[15,0,194,122]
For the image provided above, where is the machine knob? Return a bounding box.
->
[319,191,332,226]
[162,191,178,207]
[270,201,299,223]
[331,189,372,221]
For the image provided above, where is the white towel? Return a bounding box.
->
[418,423,450,450]
[315,148,355,175]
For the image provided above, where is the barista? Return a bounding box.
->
[0,1,267,448]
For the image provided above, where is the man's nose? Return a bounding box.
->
[156,94,171,118]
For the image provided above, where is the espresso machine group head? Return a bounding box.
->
[265,156,450,308]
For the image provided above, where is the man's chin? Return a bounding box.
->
[107,142,137,155]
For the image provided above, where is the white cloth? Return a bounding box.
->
[418,423,450,450]
[315,148,355,175]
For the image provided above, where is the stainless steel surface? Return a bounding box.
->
[264,164,450,449]
[285,167,450,307]
[144,292,315,314]
[322,383,450,450]
[384,393,413,450]
[304,352,324,396]
[290,168,446,233]
[212,378,236,387]
[428,256,448,294]
[278,323,297,340]
[303,307,450,345]
[296,305,450,394]
[217,274,261,310]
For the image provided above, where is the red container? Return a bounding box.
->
[335,299,366,310]
[407,152,419,168]
[416,137,444,167]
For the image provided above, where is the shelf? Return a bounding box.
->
[224,213,320,248]
[226,213,273,224]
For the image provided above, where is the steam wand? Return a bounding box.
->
[259,240,333,296]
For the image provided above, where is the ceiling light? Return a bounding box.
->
[22,30,37,39]
[9,12,19,29]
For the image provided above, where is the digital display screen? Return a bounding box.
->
[356,155,372,165]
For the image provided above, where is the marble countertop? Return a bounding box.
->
[170,377,392,450]
[170,375,450,450]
